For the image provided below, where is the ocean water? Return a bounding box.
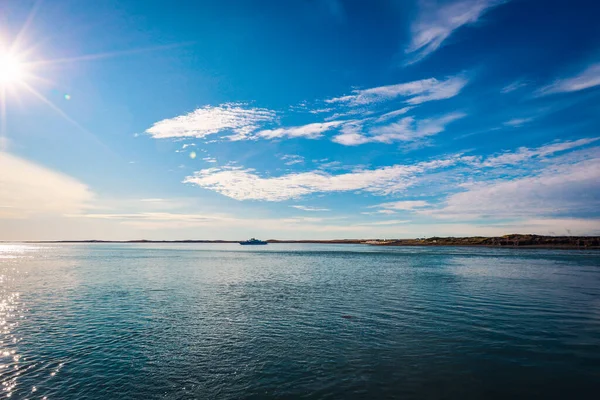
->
[1,243,599,399]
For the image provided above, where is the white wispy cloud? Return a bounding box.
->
[290,205,331,212]
[371,200,429,211]
[316,160,343,170]
[145,103,276,141]
[479,137,598,167]
[331,131,371,146]
[309,107,334,114]
[324,108,373,121]
[359,219,411,226]
[375,107,413,122]
[362,209,398,215]
[503,117,535,127]
[255,121,344,139]
[280,154,305,166]
[0,152,93,218]
[331,121,371,146]
[184,157,462,201]
[406,0,505,63]
[325,75,467,106]
[501,80,528,94]
[369,112,466,142]
[333,112,465,146]
[423,154,600,220]
[538,63,600,95]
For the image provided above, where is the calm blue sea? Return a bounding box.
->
[1,243,599,399]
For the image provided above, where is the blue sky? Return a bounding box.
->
[1,0,599,240]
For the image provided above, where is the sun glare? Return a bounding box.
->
[0,54,25,85]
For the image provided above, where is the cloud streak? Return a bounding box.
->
[375,107,413,122]
[538,63,600,95]
[333,112,465,146]
[326,75,467,106]
[501,80,528,94]
[184,158,461,201]
[145,103,276,141]
[280,154,305,166]
[290,205,331,212]
[406,0,505,63]
[424,155,600,220]
[479,137,598,167]
[256,121,344,140]
[371,200,429,211]
[503,117,535,127]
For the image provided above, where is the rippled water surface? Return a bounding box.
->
[1,243,599,399]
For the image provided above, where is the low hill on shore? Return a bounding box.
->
[368,234,599,249]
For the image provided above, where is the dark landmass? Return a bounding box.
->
[5,234,599,249]
[369,234,600,249]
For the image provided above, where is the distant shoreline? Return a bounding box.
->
[3,234,599,249]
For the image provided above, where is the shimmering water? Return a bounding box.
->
[1,243,599,399]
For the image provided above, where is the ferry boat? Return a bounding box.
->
[239,238,268,245]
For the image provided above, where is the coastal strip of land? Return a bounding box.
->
[362,234,600,249]
[5,234,599,249]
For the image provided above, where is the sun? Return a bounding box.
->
[0,53,26,86]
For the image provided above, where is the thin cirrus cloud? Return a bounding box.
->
[503,117,535,127]
[145,103,276,141]
[359,219,411,226]
[332,112,465,146]
[406,0,506,64]
[371,200,430,211]
[423,156,600,220]
[290,205,331,212]
[325,75,468,106]
[537,63,600,95]
[183,138,599,203]
[375,107,413,122]
[501,80,528,94]
[369,112,466,142]
[479,137,598,167]
[362,209,398,215]
[183,158,462,201]
[280,154,305,166]
[255,121,345,140]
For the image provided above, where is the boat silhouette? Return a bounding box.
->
[239,238,268,245]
